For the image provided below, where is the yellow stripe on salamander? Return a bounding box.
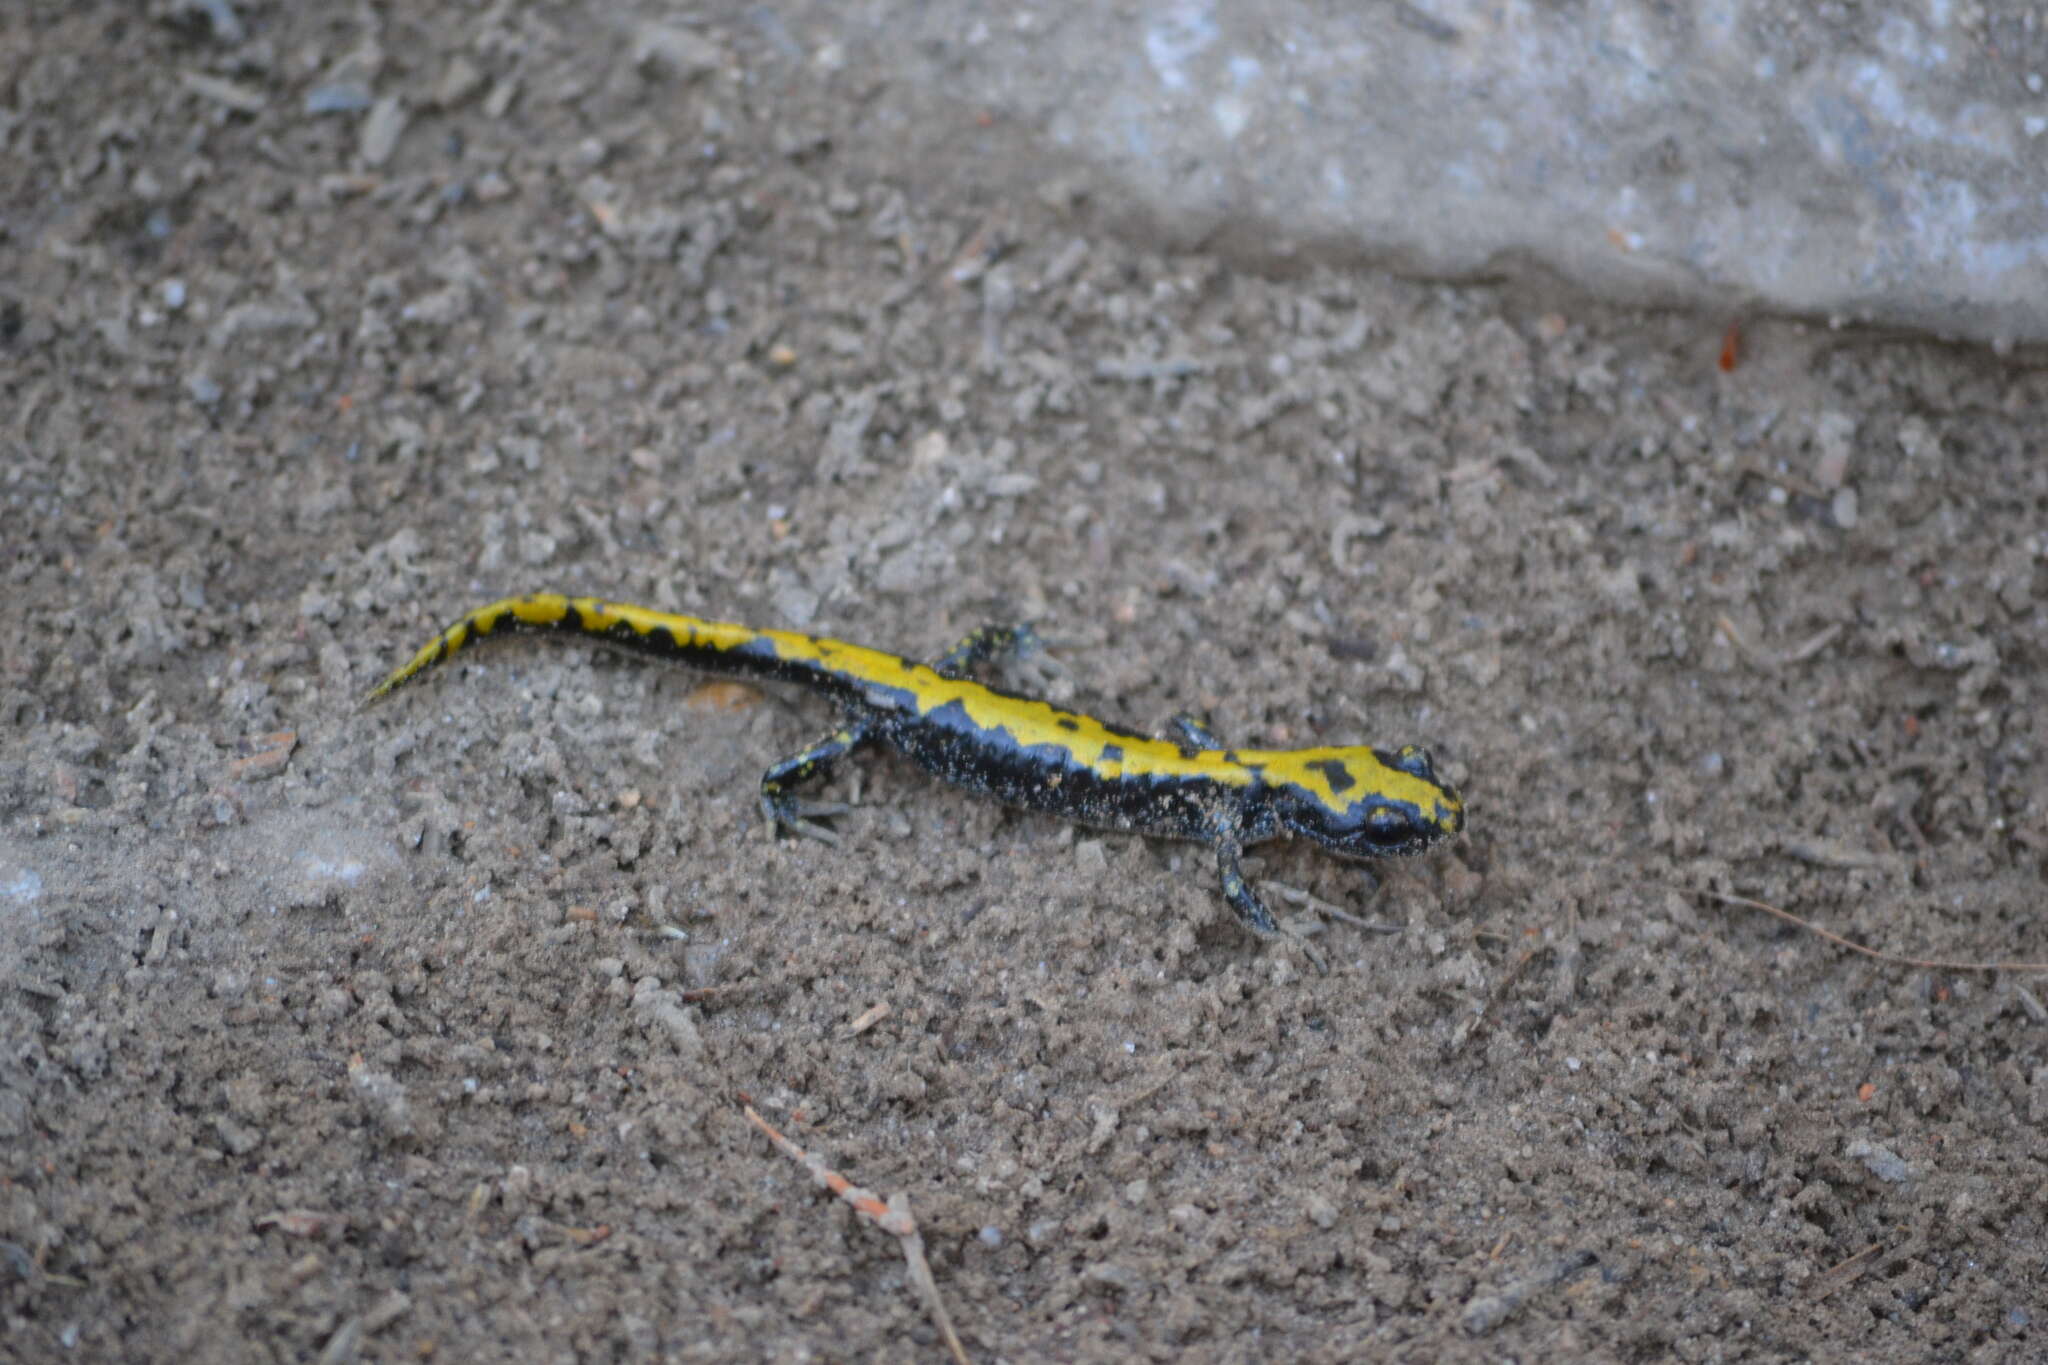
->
[1250,747,1461,820]
[363,595,1453,818]
[893,680,1256,787]
[362,594,757,703]
[365,594,1257,786]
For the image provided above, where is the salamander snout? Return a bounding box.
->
[1273,744,1463,856]
[1391,745,1463,835]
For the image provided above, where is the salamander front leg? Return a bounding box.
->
[1169,714,1225,751]
[1214,834,1328,968]
[759,720,873,844]
[932,623,1042,680]
[1212,835,1279,937]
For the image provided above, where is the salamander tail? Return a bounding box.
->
[360,593,579,707]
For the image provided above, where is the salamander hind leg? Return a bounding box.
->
[932,623,1042,680]
[759,720,873,845]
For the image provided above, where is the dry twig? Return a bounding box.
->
[1714,614,1842,671]
[1268,879,1402,934]
[1450,944,1547,1055]
[1693,889,2048,973]
[742,1104,969,1365]
[844,1001,894,1037]
[1807,1242,1883,1302]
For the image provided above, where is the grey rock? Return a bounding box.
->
[788,1,2048,346]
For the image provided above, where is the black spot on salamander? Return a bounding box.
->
[648,624,678,652]
[1055,717,1080,732]
[1100,743,1125,763]
[1308,758,1357,795]
[562,602,587,632]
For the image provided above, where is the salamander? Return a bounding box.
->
[363,593,1465,937]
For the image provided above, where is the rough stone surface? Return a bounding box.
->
[804,0,2048,346]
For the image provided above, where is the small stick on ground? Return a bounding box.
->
[742,1104,970,1365]
[677,980,788,1008]
[1715,615,1843,672]
[1807,1242,1883,1302]
[1728,459,1826,502]
[1450,943,1546,1055]
[1692,888,2048,973]
[844,1001,893,1037]
[1267,880,1401,934]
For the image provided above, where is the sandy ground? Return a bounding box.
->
[4,6,2046,1362]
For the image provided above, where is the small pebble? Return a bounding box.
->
[305,83,374,116]
[181,72,265,114]
[632,23,724,78]
[359,96,409,167]
[436,56,485,107]
[1831,487,1858,530]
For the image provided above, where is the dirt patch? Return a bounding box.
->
[2,5,2043,1361]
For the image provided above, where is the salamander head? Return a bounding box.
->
[1266,743,1464,859]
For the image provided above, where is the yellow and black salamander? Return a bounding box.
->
[364,594,1464,937]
